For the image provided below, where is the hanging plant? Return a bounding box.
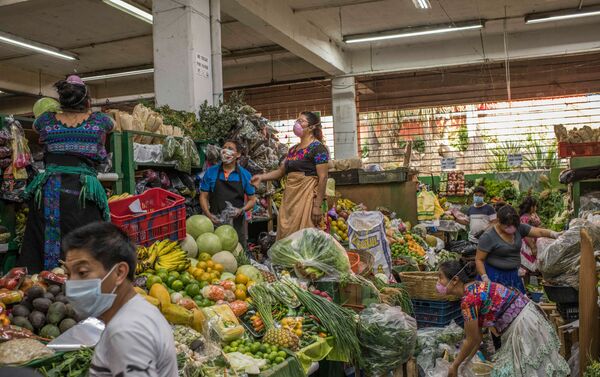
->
[451,125,469,152]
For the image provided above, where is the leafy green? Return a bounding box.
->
[585,360,600,377]
[451,125,469,152]
[38,348,94,377]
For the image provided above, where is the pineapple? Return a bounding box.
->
[263,327,299,351]
[260,270,277,283]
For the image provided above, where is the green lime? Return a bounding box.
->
[256,352,263,358]
[156,268,169,275]
[245,352,253,357]
[166,275,178,288]
[185,283,201,297]
[193,295,203,302]
[269,352,278,361]
[194,300,203,308]
[229,347,237,352]
[223,346,231,353]
[169,271,180,278]
[231,341,240,348]
[145,275,162,290]
[171,280,184,291]
[275,357,285,364]
[270,346,279,353]
[250,343,261,353]
[180,275,192,286]
[259,344,268,353]
[157,272,169,283]
[199,281,209,289]
[277,351,286,359]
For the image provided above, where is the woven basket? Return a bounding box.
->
[399,271,459,301]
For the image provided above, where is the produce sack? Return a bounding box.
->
[268,228,350,281]
[417,190,436,221]
[414,321,464,372]
[347,211,393,277]
[538,218,600,289]
[358,304,417,376]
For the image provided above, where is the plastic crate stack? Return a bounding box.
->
[412,299,463,328]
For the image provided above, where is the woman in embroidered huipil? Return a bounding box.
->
[436,260,568,377]
[251,111,329,240]
[19,76,113,273]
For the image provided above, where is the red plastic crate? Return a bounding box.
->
[558,142,600,158]
[109,188,186,246]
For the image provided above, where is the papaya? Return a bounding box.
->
[143,295,161,308]
[149,284,170,309]
[133,287,148,296]
[191,308,205,333]
[162,304,193,326]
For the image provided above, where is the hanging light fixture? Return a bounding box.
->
[525,5,600,24]
[412,0,431,9]
[0,31,77,61]
[102,0,153,24]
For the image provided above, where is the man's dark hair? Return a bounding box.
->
[473,186,486,195]
[224,139,242,153]
[62,222,137,280]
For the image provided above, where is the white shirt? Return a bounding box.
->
[89,294,177,377]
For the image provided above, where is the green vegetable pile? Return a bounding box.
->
[358,304,417,376]
[38,348,93,377]
[433,250,461,270]
[585,361,600,377]
[268,229,351,280]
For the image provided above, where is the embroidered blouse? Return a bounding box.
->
[284,140,329,176]
[461,281,529,333]
[34,112,114,163]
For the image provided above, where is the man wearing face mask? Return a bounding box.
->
[456,186,497,244]
[200,140,257,249]
[63,222,177,377]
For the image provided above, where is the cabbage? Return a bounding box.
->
[187,215,214,239]
[236,265,263,283]
[214,225,238,252]
[33,97,60,118]
[212,251,237,274]
[220,272,236,281]
[181,234,198,258]
[196,233,222,256]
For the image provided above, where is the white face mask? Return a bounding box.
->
[65,264,119,319]
[221,149,236,164]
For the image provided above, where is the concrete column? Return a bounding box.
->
[210,0,223,104]
[332,76,358,159]
[153,0,218,111]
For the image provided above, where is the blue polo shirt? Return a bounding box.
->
[200,164,256,196]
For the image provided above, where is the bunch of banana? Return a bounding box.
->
[136,240,190,273]
[336,198,356,211]
[108,193,132,203]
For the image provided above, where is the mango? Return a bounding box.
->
[191,308,205,333]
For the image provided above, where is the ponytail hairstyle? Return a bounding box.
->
[301,111,324,143]
[54,75,89,112]
[439,259,477,283]
[497,205,520,227]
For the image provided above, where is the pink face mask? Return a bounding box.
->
[293,121,304,137]
[503,225,517,235]
[435,282,448,295]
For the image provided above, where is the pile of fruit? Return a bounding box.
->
[108,192,132,202]
[223,338,288,371]
[330,217,349,243]
[390,232,427,265]
[136,239,191,274]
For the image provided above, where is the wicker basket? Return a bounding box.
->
[399,271,459,301]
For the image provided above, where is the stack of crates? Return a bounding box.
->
[412,299,463,328]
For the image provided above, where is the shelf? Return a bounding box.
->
[38,170,120,182]
[134,161,202,170]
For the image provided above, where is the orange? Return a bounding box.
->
[197,261,207,269]
[213,263,224,273]
[235,274,249,285]
[234,289,247,300]
[205,267,212,273]
[200,273,211,282]
[206,260,215,268]
[235,284,247,292]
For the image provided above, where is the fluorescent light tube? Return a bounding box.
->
[344,20,484,44]
[82,68,154,82]
[412,0,431,9]
[0,31,77,60]
[525,5,600,24]
[103,0,153,24]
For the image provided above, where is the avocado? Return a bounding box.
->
[29,311,46,330]
[12,305,30,318]
[54,294,69,304]
[21,298,34,312]
[27,285,45,300]
[59,318,77,333]
[40,324,60,339]
[47,302,66,325]
[65,303,76,319]
[43,292,55,301]
[12,316,33,332]
[47,285,61,296]
[32,298,52,313]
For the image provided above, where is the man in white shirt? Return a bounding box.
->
[62,222,177,377]
[456,186,497,244]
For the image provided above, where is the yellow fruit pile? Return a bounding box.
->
[281,317,304,337]
[404,234,425,256]
[331,218,349,242]
[188,259,224,285]
[336,198,355,211]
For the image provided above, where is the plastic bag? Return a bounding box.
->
[358,303,417,376]
[427,359,479,377]
[538,218,600,288]
[415,322,464,372]
[9,117,31,170]
[134,142,163,163]
[268,228,351,281]
[348,211,393,277]
[214,201,239,225]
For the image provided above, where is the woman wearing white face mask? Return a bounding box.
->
[437,260,568,377]
[200,140,257,249]
[251,112,329,240]
[63,222,177,377]
[475,205,560,294]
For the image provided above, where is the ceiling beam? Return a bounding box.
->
[221,0,349,75]
[292,0,386,13]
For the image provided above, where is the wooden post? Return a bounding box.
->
[579,229,599,375]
